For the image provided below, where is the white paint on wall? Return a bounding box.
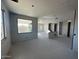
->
[62,21,68,36]
[73,10,78,53]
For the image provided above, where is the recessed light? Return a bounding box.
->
[32,5,34,7]
[56,17,58,19]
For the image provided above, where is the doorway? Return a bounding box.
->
[54,24,57,32]
[59,22,63,35]
[67,22,71,37]
[48,23,52,32]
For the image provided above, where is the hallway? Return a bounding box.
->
[8,37,77,59]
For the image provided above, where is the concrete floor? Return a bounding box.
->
[8,36,77,59]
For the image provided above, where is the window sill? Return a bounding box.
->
[1,37,7,41]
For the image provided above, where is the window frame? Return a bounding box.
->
[17,18,33,34]
[1,9,6,40]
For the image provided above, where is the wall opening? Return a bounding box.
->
[54,23,57,32]
[67,22,71,37]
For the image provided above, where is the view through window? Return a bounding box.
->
[1,10,6,40]
[18,19,32,33]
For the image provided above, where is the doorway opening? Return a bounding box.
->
[67,22,71,37]
[54,24,57,32]
[59,22,63,35]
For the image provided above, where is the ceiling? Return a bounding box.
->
[3,0,77,18]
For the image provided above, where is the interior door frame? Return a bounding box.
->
[54,23,57,32]
[71,10,76,49]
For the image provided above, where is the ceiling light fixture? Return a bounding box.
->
[55,17,58,19]
[32,5,34,7]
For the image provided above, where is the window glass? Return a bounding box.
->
[18,19,32,33]
[1,10,5,40]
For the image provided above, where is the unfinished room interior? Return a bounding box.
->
[1,0,78,59]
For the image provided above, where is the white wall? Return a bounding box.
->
[1,1,11,56]
[62,20,72,36]
[62,21,68,36]
[73,10,78,53]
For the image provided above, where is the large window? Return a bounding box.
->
[1,10,6,40]
[18,19,32,33]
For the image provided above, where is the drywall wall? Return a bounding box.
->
[62,13,75,37]
[62,21,68,36]
[73,10,78,53]
[1,1,11,56]
[9,13,38,43]
[62,10,78,53]
[62,19,75,37]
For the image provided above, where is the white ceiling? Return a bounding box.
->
[3,0,77,18]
